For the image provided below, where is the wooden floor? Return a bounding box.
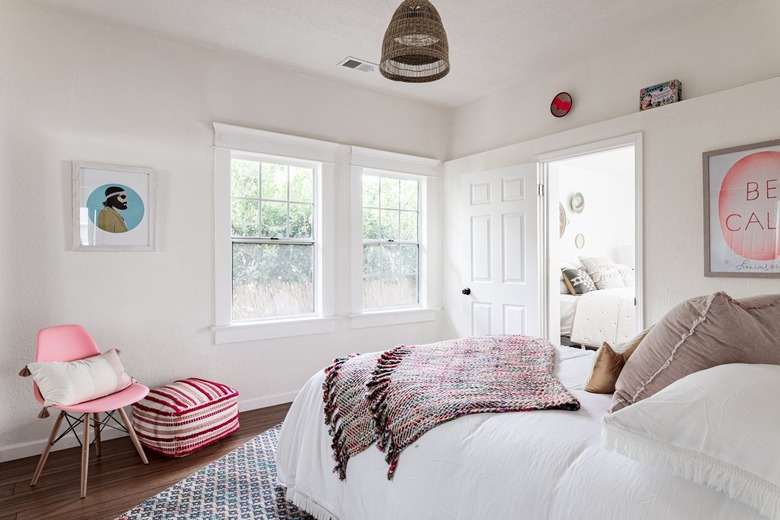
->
[0,403,292,520]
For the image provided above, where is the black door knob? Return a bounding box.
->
[461,288,471,295]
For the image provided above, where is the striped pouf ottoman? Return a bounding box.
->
[131,378,240,457]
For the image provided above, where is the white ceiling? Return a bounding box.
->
[29,0,731,108]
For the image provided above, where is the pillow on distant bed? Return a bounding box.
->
[611,291,780,412]
[613,263,635,287]
[603,363,780,519]
[22,349,133,407]
[578,256,624,290]
[584,326,653,394]
[561,267,597,295]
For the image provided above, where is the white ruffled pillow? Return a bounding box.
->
[602,363,780,520]
[25,349,133,407]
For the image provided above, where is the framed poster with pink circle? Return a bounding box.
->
[704,139,780,276]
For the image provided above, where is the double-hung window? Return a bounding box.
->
[230,154,316,320]
[213,123,338,343]
[349,147,438,328]
[361,174,420,309]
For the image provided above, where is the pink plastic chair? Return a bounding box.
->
[30,325,150,498]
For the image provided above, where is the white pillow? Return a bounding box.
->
[613,263,636,287]
[26,349,133,407]
[602,363,780,519]
[578,256,624,289]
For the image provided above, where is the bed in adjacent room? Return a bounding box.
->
[277,292,780,520]
[560,256,636,348]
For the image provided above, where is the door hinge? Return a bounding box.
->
[537,184,545,197]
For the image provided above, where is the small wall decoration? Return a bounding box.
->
[550,92,573,118]
[72,161,156,251]
[559,202,567,237]
[575,233,585,249]
[640,79,682,111]
[570,192,585,214]
[704,139,780,277]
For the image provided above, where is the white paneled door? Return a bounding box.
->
[460,164,539,337]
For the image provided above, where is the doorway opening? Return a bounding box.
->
[538,134,643,349]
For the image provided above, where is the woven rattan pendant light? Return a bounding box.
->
[380,0,450,83]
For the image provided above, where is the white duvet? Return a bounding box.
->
[276,346,761,520]
[570,287,636,348]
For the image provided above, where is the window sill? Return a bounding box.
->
[212,316,341,344]
[349,307,438,329]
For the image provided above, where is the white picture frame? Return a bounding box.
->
[72,161,156,251]
[703,139,780,277]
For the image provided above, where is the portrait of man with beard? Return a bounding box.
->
[97,185,129,233]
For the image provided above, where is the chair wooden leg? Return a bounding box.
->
[92,413,101,457]
[117,407,148,465]
[31,411,66,487]
[80,413,90,498]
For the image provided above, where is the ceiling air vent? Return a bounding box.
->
[338,57,377,73]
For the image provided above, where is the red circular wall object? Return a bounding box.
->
[550,92,573,117]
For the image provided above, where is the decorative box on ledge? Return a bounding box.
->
[132,378,240,457]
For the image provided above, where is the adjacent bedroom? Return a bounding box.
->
[2,0,780,519]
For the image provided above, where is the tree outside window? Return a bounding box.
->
[230,157,316,320]
[362,174,419,309]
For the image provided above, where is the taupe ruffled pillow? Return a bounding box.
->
[611,292,780,412]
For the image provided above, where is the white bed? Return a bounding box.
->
[559,294,578,336]
[276,346,762,520]
[563,287,636,348]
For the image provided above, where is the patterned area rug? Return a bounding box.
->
[116,424,314,520]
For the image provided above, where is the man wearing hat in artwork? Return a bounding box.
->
[97,186,129,233]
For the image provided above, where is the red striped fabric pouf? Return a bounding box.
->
[131,378,240,457]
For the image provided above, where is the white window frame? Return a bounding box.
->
[212,123,338,343]
[349,146,439,329]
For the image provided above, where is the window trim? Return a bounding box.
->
[350,146,438,322]
[213,124,338,343]
[211,126,441,343]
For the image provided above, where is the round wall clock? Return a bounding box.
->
[550,92,573,117]
[570,192,585,213]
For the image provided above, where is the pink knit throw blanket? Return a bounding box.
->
[322,335,580,480]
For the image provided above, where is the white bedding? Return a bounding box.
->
[559,294,578,336]
[570,287,636,347]
[276,346,761,520]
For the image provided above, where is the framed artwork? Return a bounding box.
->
[704,139,780,276]
[72,161,156,251]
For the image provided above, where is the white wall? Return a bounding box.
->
[0,0,449,460]
[558,163,635,267]
[441,0,780,340]
[442,77,780,339]
[448,0,780,158]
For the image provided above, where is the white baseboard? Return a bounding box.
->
[1,393,298,463]
[237,391,297,413]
